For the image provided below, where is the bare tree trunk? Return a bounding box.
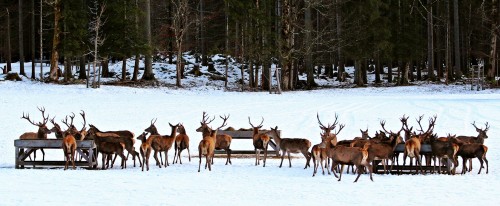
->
[141,0,155,81]
[305,0,314,89]
[6,8,12,73]
[336,0,344,82]
[133,55,139,81]
[489,0,498,81]
[200,0,208,66]
[122,57,127,81]
[281,0,292,90]
[375,55,381,84]
[388,61,393,83]
[79,55,86,79]
[101,57,109,77]
[31,0,35,79]
[225,1,229,89]
[427,0,435,81]
[399,62,409,85]
[453,0,463,78]
[19,0,25,76]
[63,56,71,81]
[49,0,62,82]
[446,0,452,83]
[39,0,43,80]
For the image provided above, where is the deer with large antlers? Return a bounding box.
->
[198,114,229,172]
[144,120,179,168]
[249,117,271,167]
[19,107,51,163]
[196,112,233,165]
[449,122,489,173]
[268,126,311,169]
[401,115,437,174]
[316,113,344,174]
[173,123,191,164]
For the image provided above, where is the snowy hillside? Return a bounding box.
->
[0,61,499,205]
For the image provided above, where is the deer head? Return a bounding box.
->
[248,116,264,133]
[62,113,79,136]
[196,111,216,132]
[144,118,159,135]
[472,121,489,139]
[21,107,51,138]
[317,113,336,136]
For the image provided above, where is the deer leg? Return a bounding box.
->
[255,149,259,166]
[468,158,473,172]
[188,147,192,162]
[338,164,345,182]
[198,147,202,172]
[207,154,212,171]
[140,150,145,172]
[312,156,318,177]
[164,151,169,167]
[153,151,161,168]
[178,148,183,164]
[288,152,292,168]
[303,150,310,169]
[279,150,285,168]
[354,166,363,183]
[173,146,178,164]
[263,146,268,167]
[484,157,489,174]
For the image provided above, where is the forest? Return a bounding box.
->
[0,0,499,90]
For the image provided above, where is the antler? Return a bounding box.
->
[415,115,425,133]
[216,114,230,130]
[62,113,76,128]
[150,118,157,126]
[38,106,49,125]
[317,113,337,133]
[248,117,264,128]
[424,115,437,134]
[80,110,86,131]
[50,116,57,124]
[201,111,215,125]
[472,121,490,132]
[21,112,40,126]
[380,120,392,134]
[335,123,345,135]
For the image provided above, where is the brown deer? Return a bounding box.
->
[450,137,488,174]
[328,143,373,182]
[456,122,489,172]
[198,114,229,172]
[367,131,402,174]
[429,134,458,174]
[173,123,191,164]
[61,114,78,170]
[311,132,329,177]
[144,121,179,168]
[400,116,436,174]
[196,112,233,165]
[88,124,141,167]
[316,113,344,173]
[249,117,271,167]
[136,132,151,171]
[87,128,126,169]
[20,107,51,163]
[268,126,311,169]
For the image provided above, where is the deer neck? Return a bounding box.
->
[37,127,48,139]
[150,127,160,135]
[170,125,178,138]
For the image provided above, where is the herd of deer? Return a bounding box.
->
[18,108,489,182]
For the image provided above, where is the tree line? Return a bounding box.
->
[0,0,499,90]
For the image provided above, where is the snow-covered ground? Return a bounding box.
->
[0,61,499,205]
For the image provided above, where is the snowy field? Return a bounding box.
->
[1,62,500,205]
